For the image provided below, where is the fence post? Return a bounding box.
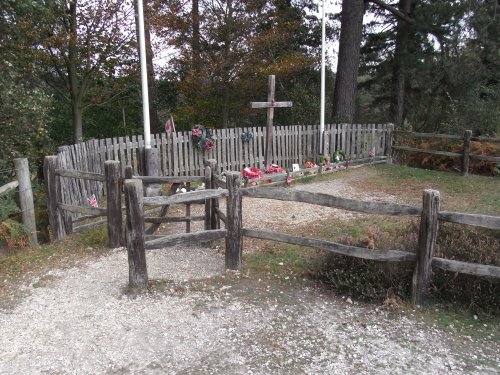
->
[226,172,242,270]
[105,160,122,248]
[462,130,472,176]
[205,158,219,229]
[145,147,161,196]
[124,179,148,289]
[43,156,66,241]
[124,165,133,179]
[385,123,394,164]
[14,158,37,246]
[412,189,440,305]
[204,165,212,231]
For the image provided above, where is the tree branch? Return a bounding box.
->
[368,0,415,24]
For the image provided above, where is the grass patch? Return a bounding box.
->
[0,226,108,283]
[371,164,500,214]
[244,244,315,278]
[417,304,499,342]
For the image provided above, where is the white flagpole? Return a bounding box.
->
[320,0,326,153]
[137,0,151,149]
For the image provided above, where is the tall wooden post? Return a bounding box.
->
[462,130,472,176]
[226,172,242,270]
[14,158,37,246]
[124,179,148,289]
[43,156,66,241]
[412,189,440,305]
[105,160,122,248]
[385,123,394,164]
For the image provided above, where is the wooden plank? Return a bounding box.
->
[394,131,462,140]
[73,219,107,233]
[392,146,461,158]
[145,229,228,250]
[214,207,226,223]
[471,136,500,144]
[241,187,421,216]
[133,175,205,184]
[438,211,500,230]
[432,257,500,278]
[0,180,18,196]
[242,228,416,262]
[144,215,205,223]
[469,154,500,163]
[55,169,105,181]
[143,189,229,206]
[58,203,107,216]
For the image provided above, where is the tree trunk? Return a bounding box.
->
[389,0,412,128]
[332,0,365,123]
[134,0,161,134]
[192,0,201,71]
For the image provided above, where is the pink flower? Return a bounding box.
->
[192,127,202,137]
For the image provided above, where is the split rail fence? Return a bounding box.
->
[126,170,500,305]
[392,130,500,176]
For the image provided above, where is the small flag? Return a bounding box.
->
[87,194,98,208]
[165,115,175,133]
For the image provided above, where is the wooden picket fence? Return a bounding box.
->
[54,124,392,212]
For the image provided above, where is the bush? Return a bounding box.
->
[309,221,499,314]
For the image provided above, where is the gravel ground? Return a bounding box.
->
[0,170,499,374]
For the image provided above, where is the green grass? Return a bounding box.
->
[371,164,500,214]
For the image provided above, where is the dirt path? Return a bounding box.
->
[0,168,498,374]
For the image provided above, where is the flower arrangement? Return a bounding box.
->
[304,161,317,169]
[242,166,263,179]
[241,131,253,143]
[191,124,215,151]
[265,164,283,174]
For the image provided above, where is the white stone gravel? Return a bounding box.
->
[1,171,499,374]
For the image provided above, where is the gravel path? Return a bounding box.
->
[1,170,499,374]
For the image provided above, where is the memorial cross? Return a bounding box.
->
[250,75,292,169]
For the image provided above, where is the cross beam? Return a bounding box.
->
[250,75,292,169]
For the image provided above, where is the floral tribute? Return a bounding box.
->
[265,164,283,174]
[191,124,215,151]
[304,161,317,169]
[242,166,263,179]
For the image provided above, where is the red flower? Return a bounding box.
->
[204,139,214,150]
[192,127,202,137]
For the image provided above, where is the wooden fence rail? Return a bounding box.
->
[0,158,37,246]
[236,176,500,305]
[125,170,500,305]
[392,130,500,176]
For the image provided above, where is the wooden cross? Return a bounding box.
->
[250,75,292,169]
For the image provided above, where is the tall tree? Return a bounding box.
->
[332,0,365,123]
[31,0,135,143]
